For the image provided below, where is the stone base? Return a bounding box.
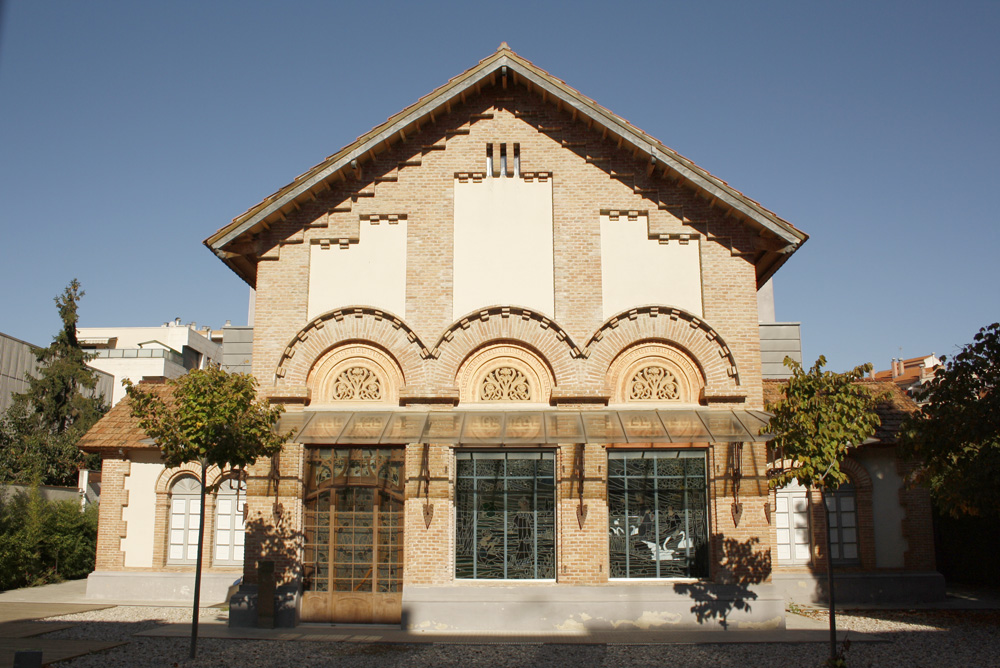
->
[401,583,786,632]
[773,571,946,605]
[86,570,242,605]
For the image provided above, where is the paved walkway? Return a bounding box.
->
[1,579,999,665]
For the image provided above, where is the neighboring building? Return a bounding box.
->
[873,355,942,402]
[211,323,254,374]
[1,331,113,413]
[78,320,223,406]
[757,279,802,380]
[766,379,943,603]
[83,45,933,629]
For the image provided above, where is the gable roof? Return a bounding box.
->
[763,378,918,445]
[205,44,808,287]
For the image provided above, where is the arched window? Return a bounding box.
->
[826,483,859,565]
[213,478,246,566]
[168,476,201,564]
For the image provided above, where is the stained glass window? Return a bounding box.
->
[608,450,708,579]
[302,448,404,594]
[455,452,555,580]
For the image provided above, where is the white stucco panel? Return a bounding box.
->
[308,219,408,320]
[121,451,165,568]
[600,214,703,320]
[453,178,555,320]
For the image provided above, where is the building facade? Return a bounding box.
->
[84,46,829,628]
[78,320,223,406]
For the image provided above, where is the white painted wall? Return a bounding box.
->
[308,219,408,320]
[453,177,555,320]
[121,451,165,568]
[857,450,907,568]
[600,214,703,320]
[87,357,187,406]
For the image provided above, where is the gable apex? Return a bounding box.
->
[206,47,807,287]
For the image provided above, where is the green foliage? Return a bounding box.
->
[902,322,1000,518]
[124,367,290,477]
[0,488,98,591]
[767,356,884,491]
[0,280,106,485]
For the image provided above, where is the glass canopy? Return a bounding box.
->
[284,408,772,445]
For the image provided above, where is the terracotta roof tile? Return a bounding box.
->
[77,380,173,453]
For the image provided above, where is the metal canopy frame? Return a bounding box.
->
[284,409,772,445]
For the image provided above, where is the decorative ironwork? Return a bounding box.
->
[629,365,680,401]
[455,453,555,579]
[480,367,531,401]
[332,367,382,401]
[607,452,708,579]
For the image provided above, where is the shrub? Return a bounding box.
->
[0,488,98,591]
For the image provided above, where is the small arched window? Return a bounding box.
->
[213,478,245,566]
[168,476,201,564]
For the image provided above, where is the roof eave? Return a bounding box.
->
[206,48,808,275]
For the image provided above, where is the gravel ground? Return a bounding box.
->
[38,606,1000,668]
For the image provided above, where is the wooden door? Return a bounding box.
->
[302,448,404,624]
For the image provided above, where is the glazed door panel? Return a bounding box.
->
[302,448,404,624]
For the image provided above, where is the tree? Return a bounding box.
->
[0,280,106,486]
[766,356,884,667]
[124,367,291,659]
[902,322,1000,519]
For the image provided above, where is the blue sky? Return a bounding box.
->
[1,1,997,372]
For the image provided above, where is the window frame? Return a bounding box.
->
[606,448,709,580]
[212,478,246,567]
[167,475,201,566]
[453,450,557,581]
[825,483,861,566]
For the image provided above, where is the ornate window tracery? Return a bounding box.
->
[333,367,383,401]
[629,365,680,401]
[480,366,531,401]
[607,343,704,404]
[456,344,552,404]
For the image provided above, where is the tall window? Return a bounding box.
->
[775,479,811,564]
[214,478,246,566]
[455,452,555,580]
[826,483,859,564]
[608,450,708,579]
[168,476,200,564]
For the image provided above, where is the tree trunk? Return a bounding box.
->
[190,457,207,659]
[823,487,838,663]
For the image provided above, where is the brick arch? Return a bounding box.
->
[582,306,742,399]
[272,307,431,390]
[154,463,231,495]
[430,306,582,391]
[839,457,873,492]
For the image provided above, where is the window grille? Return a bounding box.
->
[455,451,555,579]
[608,450,708,578]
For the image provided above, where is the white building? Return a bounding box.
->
[78,319,222,405]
